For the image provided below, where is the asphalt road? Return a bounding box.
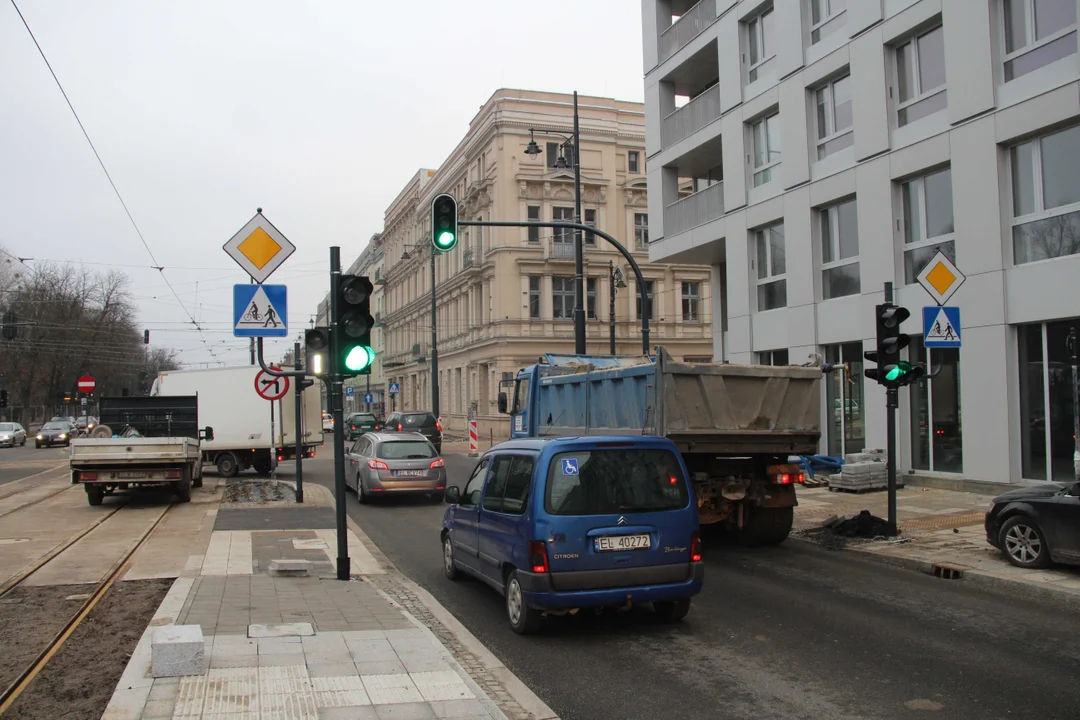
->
[306,449,1080,720]
[0,435,69,486]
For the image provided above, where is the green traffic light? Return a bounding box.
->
[885,365,902,382]
[344,345,375,372]
[885,361,913,382]
[436,231,455,249]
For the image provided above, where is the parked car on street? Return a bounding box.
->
[346,412,380,440]
[322,412,334,433]
[75,416,98,430]
[384,411,441,453]
[36,421,72,448]
[985,481,1080,568]
[0,422,27,447]
[345,432,446,503]
[441,435,704,634]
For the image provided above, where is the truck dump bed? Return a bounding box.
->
[535,348,821,456]
[98,395,200,439]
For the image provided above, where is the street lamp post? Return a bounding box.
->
[608,261,625,355]
[524,90,585,354]
[401,245,440,419]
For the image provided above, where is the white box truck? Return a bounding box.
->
[151,366,323,477]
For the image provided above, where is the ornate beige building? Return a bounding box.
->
[372,89,714,438]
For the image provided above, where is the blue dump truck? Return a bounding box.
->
[497,348,825,546]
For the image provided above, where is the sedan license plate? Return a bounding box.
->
[595,534,651,552]
[392,470,425,477]
[116,471,146,479]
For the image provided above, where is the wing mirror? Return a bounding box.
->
[201,426,215,442]
[497,392,508,414]
[445,486,461,504]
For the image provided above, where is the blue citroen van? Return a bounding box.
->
[441,436,704,634]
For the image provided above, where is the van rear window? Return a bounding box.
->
[545,449,689,515]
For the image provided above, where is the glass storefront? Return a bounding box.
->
[908,337,963,473]
[825,342,865,457]
[1018,319,1079,481]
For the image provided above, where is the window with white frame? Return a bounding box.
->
[585,208,597,246]
[819,199,860,299]
[895,25,947,127]
[628,151,640,173]
[634,213,649,250]
[747,7,776,82]
[682,282,700,322]
[809,0,847,44]
[901,167,955,284]
[636,280,655,321]
[754,224,787,311]
[529,276,541,319]
[527,205,540,243]
[553,206,574,245]
[752,112,781,187]
[1010,124,1080,264]
[587,278,598,319]
[757,349,790,365]
[552,277,574,319]
[1003,0,1077,82]
[815,74,853,159]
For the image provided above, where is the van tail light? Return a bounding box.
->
[429,458,445,469]
[529,541,549,574]
[165,470,182,479]
[80,471,97,481]
[368,459,389,470]
[690,532,702,563]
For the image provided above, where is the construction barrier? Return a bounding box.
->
[468,418,479,457]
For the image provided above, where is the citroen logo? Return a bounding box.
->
[617,516,627,526]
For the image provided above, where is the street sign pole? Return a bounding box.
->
[329,246,350,580]
[884,282,898,537]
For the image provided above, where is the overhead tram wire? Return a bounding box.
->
[8,0,220,360]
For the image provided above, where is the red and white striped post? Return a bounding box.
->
[468,406,479,457]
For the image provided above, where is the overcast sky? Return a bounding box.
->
[0,0,645,367]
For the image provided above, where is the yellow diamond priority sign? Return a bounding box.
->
[915,250,965,305]
[223,211,296,283]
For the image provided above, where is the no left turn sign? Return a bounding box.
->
[254,368,290,401]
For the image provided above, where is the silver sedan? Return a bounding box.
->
[345,431,446,503]
[0,423,26,447]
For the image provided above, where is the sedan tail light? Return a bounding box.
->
[367,459,389,470]
[397,423,403,431]
[529,541,549,574]
[436,419,443,433]
[429,458,445,469]
[690,531,702,562]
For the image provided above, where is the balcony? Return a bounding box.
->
[462,246,484,269]
[373,267,386,285]
[659,0,716,63]
[665,181,724,237]
[662,83,720,149]
[549,238,575,260]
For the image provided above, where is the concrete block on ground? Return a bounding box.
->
[248,622,316,638]
[151,625,206,678]
[269,558,312,576]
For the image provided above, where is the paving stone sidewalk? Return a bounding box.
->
[794,484,1080,599]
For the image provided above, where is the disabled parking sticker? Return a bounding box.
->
[561,458,579,475]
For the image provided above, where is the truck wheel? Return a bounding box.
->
[740,507,793,547]
[175,476,192,503]
[216,453,239,478]
[253,460,272,476]
[86,487,104,506]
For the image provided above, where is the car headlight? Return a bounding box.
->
[58,434,66,440]
[36,434,43,440]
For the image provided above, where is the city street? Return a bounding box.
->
[304,447,1080,720]
[0,437,69,486]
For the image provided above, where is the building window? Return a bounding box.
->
[901,168,955,284]
[553,206,574,246]
[896,25,947,127]
[681,282,700,322]
[587,278,598,319]
[754,224,787,311]
[1004,0,1077,82]
[752,112,781,187]
[824,341,865,457]
[909,337,963,474]
[1011,124,1080,264]
[809,0,847,44]
[546,142,560,169]
[552,277,574,320]
[635,280,655,321]
[1018,319,1079,481]
[815,74,853,159]
[528,276,540,319]
[527,206,540,243]
[584,209,597,246]
[757,349,790,365]
[747,7,776,82]
[820,199,860,300]
[628,151,640,173]
[634,213,649,250]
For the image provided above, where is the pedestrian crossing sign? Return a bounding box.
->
[923,306,961,348]
[233,284,288,338]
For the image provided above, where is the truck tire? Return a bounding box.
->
[86,487,104,506]
[740,507,793,547]
[216,453,239,478]
[253,459,272,476]
[175,475,192,503]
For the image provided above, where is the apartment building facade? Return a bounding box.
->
[379,89,714,439]
[641,0,1080,484]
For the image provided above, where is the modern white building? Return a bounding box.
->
[641,0,1080,485]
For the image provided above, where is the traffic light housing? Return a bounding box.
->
[335,275,375,375]
[431,194,458,252]
[864,303,925,388]
[305,327,330,376]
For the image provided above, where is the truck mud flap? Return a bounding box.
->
[759,484,797,508]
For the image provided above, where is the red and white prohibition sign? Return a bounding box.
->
[254,367,290,401]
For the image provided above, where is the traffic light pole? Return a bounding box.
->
[328,247,350,580]
[430,250,440,419]
[293,341,305,504]
[884,282,898,537]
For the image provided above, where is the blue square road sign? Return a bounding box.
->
[923,306,961,348]
[234,284,288,338]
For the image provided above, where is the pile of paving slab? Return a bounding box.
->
[828,448,902,492]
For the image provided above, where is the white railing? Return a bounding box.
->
[550,240,576,259]
[661,83,720,148]
[665,181,724,237]
[659,0,717,63]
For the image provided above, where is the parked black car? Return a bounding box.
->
[36,421,73,448]
[383,411,441,453]
[985,481,1080,568]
